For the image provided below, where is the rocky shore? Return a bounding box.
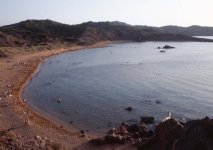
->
[0,42,121,150]
[90,116,213,150]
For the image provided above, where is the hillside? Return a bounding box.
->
[1,20,213,47]
[160,25,213,36]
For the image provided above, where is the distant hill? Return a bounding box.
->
[159,25,213,36]
[0,19,213,47]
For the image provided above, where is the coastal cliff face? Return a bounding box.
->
[0,20,213,47]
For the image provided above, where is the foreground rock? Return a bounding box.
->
[90,117,213,150]
[140,116,154,124]
[139,117,213,150]
[175,117,213,150]
[138,118,183,150]
[90,121,153,146]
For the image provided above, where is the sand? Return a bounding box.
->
[0,41,137,149]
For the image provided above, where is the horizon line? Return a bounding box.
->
[1,19,213,28]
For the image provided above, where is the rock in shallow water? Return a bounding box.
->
[125,106,133,112]
[140,116,155,124]
[163,45,175,49]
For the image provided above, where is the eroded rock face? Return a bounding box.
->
[175,117,213,150]
[138,117,213,150]
[90,117,213,150]
[138,118,183,150]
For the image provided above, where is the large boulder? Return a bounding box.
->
[127,123,149,137]
[175,117,213,150]
[140,116,154,124]
[138,118,183,150]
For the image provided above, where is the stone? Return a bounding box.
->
[175,118,213,150]
[156,99,161,104]
[89,137,106,145]
[35,135,42,141]
[7,84,12,88]
[138,118,183,150]
[125,106,133,112]
[127,124,140,133]
[25,118,30,125]
[160,50,166,53]
[104,135,126,144]
[140,116,154,124]
[163,45,175,49]
[107,128,116,135]
[80,129,85,137]
[57,97,61,103]
[80,129,84,134]
[119,124,128,135]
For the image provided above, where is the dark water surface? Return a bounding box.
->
[23,41,213,134]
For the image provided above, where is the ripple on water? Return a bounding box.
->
[23,41,213,133]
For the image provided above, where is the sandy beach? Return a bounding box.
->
[0,41,135,149]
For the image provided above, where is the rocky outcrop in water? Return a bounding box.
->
[163,45,175,49]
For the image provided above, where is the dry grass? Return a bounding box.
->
[0,42,74,58]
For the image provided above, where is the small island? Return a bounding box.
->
[163,45,175,49]
[157,45,175,50]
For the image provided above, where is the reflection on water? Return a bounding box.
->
[23,41,213,134]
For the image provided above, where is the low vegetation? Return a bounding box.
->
[1,20,213,48]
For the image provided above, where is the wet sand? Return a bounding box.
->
[0,41,135,149]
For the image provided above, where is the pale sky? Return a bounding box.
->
[0,0,213,27]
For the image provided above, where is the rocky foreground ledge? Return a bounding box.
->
[90,116,213,150]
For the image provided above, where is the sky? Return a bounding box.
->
[0,0,213,27]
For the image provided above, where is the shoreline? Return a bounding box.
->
[0,41,126,149]
[19,41,115,132]
[1,40,212,149]
[18,42,114,137]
